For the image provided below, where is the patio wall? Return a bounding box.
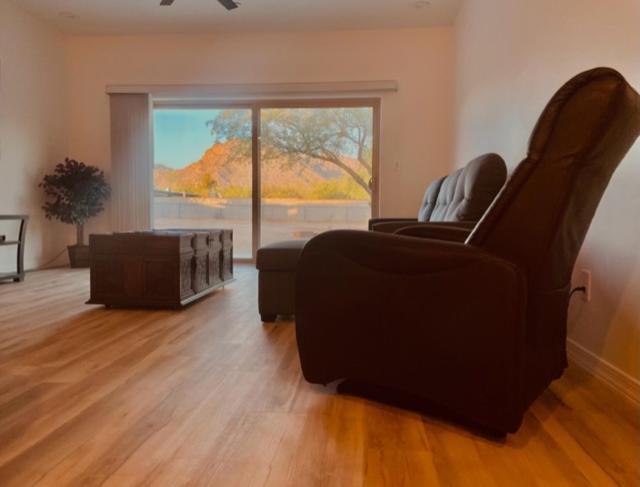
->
[154,196,371,224]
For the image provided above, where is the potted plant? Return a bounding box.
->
[40,158,111,268]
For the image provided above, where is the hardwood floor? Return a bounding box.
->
[0,266,638,486]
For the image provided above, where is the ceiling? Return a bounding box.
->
[14,0,462,35]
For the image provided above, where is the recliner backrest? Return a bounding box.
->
[467,68,640,398]
[417,153,507,223]
[417,176,445,222]
[468,68,640,290]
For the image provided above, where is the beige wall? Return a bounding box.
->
[65,28,455,234]
[0,0,70,270]
[454,0,640,381]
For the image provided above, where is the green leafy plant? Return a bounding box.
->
[40,158,111,246]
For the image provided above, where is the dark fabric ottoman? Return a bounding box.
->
[256,240,306,322]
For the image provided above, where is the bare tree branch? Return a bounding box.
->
[208,107,373,195]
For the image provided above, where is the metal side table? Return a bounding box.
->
[0,215,28,282]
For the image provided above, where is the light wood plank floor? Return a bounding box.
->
[0,266,638,486]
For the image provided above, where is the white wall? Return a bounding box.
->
[0,0,70,270]
[65,28,455,234]
[454,0,640,381]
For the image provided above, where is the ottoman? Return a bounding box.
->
[256,240,306,322]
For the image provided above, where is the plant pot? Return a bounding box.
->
[68,245,90,268]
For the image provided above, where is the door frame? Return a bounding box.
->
[153,98,381,261]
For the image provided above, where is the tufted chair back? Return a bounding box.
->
[418,153,507,223]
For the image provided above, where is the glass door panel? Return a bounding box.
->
[153,108,253,258]
[259,106,374,247]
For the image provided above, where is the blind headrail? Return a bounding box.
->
[106,80,398,99]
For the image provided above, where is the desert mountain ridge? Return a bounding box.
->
[154,139,368,200]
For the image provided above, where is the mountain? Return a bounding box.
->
[154,139,367,199]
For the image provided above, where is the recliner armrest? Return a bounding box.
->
[368,218,417,231]
[393,222,475,242]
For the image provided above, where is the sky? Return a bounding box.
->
[154,109,222,169]
[154,106,373,169]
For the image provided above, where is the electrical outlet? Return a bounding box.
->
[580,269,592,302]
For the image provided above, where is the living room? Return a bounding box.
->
[0,0,638,484]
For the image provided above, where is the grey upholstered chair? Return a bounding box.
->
[369,153,507,241]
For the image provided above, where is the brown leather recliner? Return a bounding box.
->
[295,67,640,434]
[369,153,507,242]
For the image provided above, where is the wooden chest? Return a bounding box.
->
[87,230,234,308]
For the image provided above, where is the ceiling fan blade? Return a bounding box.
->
[160,0,175,5]
[218,0,239,10]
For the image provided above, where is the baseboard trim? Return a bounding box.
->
[567,338,640,405]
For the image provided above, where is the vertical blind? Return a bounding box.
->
[109,93,153,232]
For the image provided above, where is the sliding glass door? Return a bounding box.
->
[153,107,253,258]
[152,100,379,260]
